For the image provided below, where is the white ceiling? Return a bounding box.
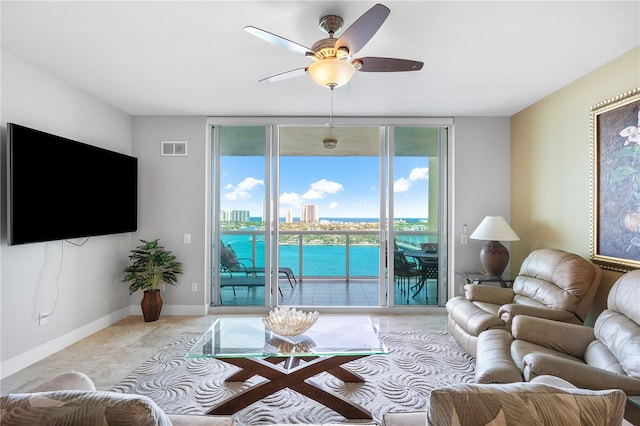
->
[2,1,638,118]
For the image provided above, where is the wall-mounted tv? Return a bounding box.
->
[7,123,138,245]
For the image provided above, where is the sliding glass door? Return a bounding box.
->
[209,119,448,309]
[391,127,447,305]
[278,125,384,307]
[213,126,270,306]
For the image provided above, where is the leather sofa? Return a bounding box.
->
[446,248,601,356]
[0,371,379,426]
[381,375,629,426]
[2,371,631,426]
[0,371,235,426]
[474,269,640,397]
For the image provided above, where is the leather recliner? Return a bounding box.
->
[475,269,640,396]
[446,248,602,357]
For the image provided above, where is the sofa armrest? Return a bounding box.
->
[499,304,578,328]
[168,414,235,426]
[475,329,523,384]
[512,316,595,358]
[381,411,426,426]
[28,371,96,392]
[426,381,626,426]
[465,284,514,304]
[523,352,640,395]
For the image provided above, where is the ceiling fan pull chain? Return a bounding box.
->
[329,88,334,133]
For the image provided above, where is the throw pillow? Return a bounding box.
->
[0,390,172,426]
[426,382,625,426]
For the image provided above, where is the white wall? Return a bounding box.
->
[0,51,133,378]
[131,116,209,314]
[451,117,512,294]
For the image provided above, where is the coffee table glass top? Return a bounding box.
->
[185,315,387,359]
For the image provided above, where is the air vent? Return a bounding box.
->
[161,141,187,156]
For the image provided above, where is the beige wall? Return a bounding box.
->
[511,46,640,325]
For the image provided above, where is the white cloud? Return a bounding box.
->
[329,202,338,209]
[280,192,302,206]
[302,178,344,200]
[302,189,324,199]
[409,167,429,181]
[394,177,412,192]
[311,179,343,194]
[224,177,263,200]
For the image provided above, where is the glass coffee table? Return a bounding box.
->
[185,315,387,419]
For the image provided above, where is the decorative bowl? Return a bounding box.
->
[262,307,319,336]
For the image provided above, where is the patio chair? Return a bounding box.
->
[220,242,297,288]
[394,250,423,300]
[417,257,438,302]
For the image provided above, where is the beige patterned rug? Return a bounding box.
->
[111,329,475,425]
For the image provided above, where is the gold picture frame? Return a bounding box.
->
[591,88,640,271]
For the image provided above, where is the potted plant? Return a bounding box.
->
[122,239,183,322]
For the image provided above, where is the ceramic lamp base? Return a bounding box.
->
[480,240,509,277]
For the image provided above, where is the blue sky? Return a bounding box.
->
[221,156,430,219]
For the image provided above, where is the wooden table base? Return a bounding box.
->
[206,355,371,419]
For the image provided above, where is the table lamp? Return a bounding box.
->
[469,216,520,277]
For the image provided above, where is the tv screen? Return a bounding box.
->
[7,123,138,245]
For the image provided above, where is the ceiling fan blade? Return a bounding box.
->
[244,26,314,57]
[258,67,308,84]
[354,57,424,72]
[335,4,390,56]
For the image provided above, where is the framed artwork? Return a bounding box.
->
[591,88,640,271]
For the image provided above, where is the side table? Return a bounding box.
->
[455,271,515,288]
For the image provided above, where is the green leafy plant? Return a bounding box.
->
[122,239,183,295]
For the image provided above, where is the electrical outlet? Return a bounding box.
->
[461,234,468,245]
[39,312,48,326]
[191,282,198,292]
[184,233,191,244]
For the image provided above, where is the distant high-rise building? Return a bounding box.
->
[224,209,250,222]
[285,209,292,223]
[301,204,319,222]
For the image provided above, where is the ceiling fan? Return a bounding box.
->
[244,3,424,90]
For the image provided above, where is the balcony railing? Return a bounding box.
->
[219,229,436,281]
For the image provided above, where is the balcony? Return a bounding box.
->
[217,228,440,307]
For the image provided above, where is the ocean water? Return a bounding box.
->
[251,217,427,223]
[223,237,381,277]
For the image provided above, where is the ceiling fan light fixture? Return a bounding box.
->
[308,58,355,88]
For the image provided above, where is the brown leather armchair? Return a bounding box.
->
[446,248,601,357]
[475,270,640,396]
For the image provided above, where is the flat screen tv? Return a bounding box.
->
[7,123,138,245]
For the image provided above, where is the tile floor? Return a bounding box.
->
[0,312,448,394]
[219,278,440,307]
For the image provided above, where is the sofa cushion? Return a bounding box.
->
[0,390,172,426]
[27,371,96,393]
[426,382,625,426]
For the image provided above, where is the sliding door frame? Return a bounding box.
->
[206,116,453,314]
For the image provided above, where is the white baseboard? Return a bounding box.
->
[0,307,130,380]
[128,304,209,316]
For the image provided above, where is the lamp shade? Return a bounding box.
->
[470,216,519,277]
[469,216,519,241]
[308,59,355,88]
